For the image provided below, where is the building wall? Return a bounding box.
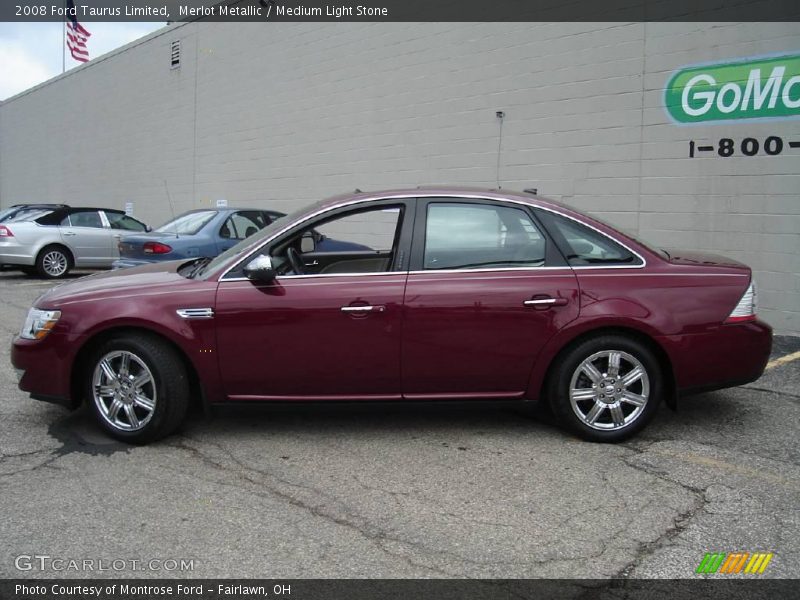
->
[1,22,798,332]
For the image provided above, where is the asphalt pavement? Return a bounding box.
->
[0,269,798,579]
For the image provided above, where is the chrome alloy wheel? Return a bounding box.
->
[42,250,68,277]
[92,351,157,432]
[569,350,650,431]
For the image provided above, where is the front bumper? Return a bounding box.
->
[11,333,80,409]
[657,319,772,396]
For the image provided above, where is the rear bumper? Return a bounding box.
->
[656,319,772,396]
[0,247,36,266]
[112,258,154,270]
[11,333,80,409]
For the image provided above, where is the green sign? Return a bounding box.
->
[665,54,800,124]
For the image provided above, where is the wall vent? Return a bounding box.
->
[170,40,181,69]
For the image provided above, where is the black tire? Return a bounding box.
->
[548,334,662,442]
[86,333,190,444]
[36,244,73,278]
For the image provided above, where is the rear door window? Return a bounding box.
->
[423,203,546,270]
[63,211,103,228]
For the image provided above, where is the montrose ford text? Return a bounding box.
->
[15,584,289,597]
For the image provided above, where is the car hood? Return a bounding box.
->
[665,249,749,271]
[36,260,197,307]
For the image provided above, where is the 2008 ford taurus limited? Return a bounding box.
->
[11,188,772,444]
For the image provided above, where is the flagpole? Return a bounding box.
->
[62,0,66,73]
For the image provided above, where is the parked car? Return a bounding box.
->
[0,207,149,278]
[113,207,369,269]
[0,203,69,223]
[11,187,771,444]
[113,208,285,269]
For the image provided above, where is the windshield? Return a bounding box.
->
[156,210,217,235]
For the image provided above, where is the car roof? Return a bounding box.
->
[314,186,574,214]
[34,206,127,225]
[9,203,69,209]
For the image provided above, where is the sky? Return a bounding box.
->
[0,22,165,100]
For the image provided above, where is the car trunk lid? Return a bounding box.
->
[118,232,177,258]
[664,249,750,272]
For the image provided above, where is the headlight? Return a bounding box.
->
[19,308,61,340]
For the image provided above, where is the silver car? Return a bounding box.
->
[0,207,149,278]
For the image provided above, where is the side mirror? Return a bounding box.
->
[243,254,276,283]
[300,231,316,253]
[146,226,152,232]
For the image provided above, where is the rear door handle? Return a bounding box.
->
[63,231,77,237]
[523,297,568,307]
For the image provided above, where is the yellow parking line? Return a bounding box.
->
[765,350,800,370]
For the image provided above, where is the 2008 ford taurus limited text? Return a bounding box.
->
[11,188,772,444]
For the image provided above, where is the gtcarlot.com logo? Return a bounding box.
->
[696,552,774,575]
[14,554,195,572]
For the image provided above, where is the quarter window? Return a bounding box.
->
[539,211,640,266]
[423,203,546,270]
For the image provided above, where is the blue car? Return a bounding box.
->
[113,208,284,269]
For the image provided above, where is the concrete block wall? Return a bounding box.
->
[0,21,798,332]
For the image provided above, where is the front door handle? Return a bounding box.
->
[341,305,385,313]
[523,297,568,307]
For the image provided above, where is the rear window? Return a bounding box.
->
[156,211,216,235]
[8,209,52,222]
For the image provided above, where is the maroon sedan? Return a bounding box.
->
[11,188,771,444]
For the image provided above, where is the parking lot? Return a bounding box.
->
[0,269,798,579]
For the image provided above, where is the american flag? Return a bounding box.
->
[65,0,91,63]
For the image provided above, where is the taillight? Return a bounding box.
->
[143,242,172,255]
[725,281,757,323]
[0,225,14,237]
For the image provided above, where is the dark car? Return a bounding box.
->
[113,208,285,269]
[11,187,771,444]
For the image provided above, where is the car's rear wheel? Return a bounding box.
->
[548,335,662,442]
[87,333,189,444]
[36,245,72,278]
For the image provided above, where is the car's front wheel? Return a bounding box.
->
[549,334,662,442]
[87,333,190,444]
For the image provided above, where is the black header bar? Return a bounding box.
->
[2,0,799,22]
